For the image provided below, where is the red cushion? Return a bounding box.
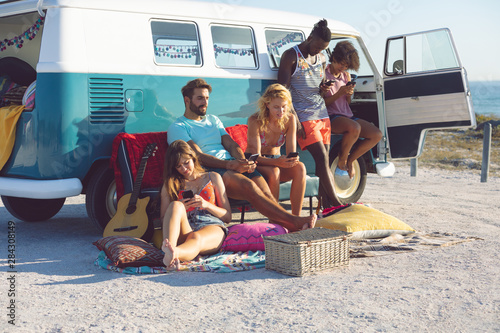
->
[225,124,248,152]
[110,131,169,200]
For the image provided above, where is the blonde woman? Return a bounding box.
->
[246,83,306,216]
[160,140,231,269]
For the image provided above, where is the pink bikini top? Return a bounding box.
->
[260,129,286,148]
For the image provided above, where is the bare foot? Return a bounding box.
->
[346,162,355,179]
[300,214,317,230]
[162,239,178,269]
[337,160,347,171]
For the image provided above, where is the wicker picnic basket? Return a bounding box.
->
[263,228,350,276]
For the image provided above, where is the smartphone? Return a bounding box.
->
[182,190,194,199]
[346,81,356,86]
[287,152,299,158]
[247,154,259,162]
[325,80,334,86]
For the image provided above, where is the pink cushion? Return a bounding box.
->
[221,223,288,252]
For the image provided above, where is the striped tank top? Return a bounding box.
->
[289,45,328,122]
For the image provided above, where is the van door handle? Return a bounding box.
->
[411,96,420,101]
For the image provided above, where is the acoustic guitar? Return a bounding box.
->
[103,143,157,239]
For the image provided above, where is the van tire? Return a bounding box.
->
[85,164,117,231]
[1,196,65,222]
[328,143,367,205]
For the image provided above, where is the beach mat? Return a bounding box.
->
[94,250,265,274]
[350,232,482,258]
[94,232,481,274]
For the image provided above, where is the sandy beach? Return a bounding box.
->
[1,163,499,332]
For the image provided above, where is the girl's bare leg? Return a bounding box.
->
[257,165,280,201]
[161,201,192,267]
[346,119,383,174]
[166,225,225,263]
[279,163,306,216]
[331,117,361,177]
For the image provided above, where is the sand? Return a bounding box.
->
[1,164,499,332]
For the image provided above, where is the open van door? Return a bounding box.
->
[383,28,475,159]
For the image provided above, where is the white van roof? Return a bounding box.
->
[0,0,359,36]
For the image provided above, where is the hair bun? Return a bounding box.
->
[315,19,328,28]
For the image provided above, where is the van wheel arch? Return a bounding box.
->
[1,196,66,222]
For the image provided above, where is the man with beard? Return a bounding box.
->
[167,78,316,231]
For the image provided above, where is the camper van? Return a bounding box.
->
[0,0,475,230]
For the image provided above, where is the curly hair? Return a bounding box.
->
[329,41,360,71]
[310,19,331,42]
[255,83,292,132]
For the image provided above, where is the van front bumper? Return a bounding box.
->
[0,177,82,199]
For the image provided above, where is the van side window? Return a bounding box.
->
[211,25,257,69]
[385,29,460,76]
[151,20,202,66]
[265,30,304,69]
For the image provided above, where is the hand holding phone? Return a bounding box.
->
[287,152,299,158]
[247,154,259,162]
[346,81,356,86]
[182,190,194,199]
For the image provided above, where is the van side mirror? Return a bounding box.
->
[393,60,404,75]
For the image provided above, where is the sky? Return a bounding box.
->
[193,0,500,82]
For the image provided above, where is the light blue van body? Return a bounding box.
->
[0,0,475,227]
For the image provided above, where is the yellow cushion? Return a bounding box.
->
[316,204,414,239]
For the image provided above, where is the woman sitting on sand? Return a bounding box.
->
[160,140,231,269]
[246,83,307,216]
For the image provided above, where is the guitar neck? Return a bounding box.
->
[128,156,149,207]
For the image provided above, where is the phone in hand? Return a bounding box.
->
[182,190,194,199]
[346,81,356,86]
[325,80,334,86]
[247,154,259,162]
[287,152,299,158]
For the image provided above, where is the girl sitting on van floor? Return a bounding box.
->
[246,83,306,216]
[160,140,231,269]
[323,41,382,178]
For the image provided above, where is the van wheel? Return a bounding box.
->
[328,144,367,204]
[1,196,65,222]
[86,164,117,231]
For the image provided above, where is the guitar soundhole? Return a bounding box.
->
[125,205,137,215]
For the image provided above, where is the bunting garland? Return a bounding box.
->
[0,16,45,52]
[213,44,254,57]
[154,44,199,59]
[267,32,303,54]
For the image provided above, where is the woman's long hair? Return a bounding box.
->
[255,83,292,132]
[163,140,205,201]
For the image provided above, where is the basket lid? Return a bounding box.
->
[263,227,349,245]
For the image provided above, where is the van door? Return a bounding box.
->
[383,28,475,159]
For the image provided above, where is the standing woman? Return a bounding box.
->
[323,41,382,178]
[160,140,231,269]
[246,83,306,216]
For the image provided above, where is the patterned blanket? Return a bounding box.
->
[94,232,481,274]
[95,250,265,274]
